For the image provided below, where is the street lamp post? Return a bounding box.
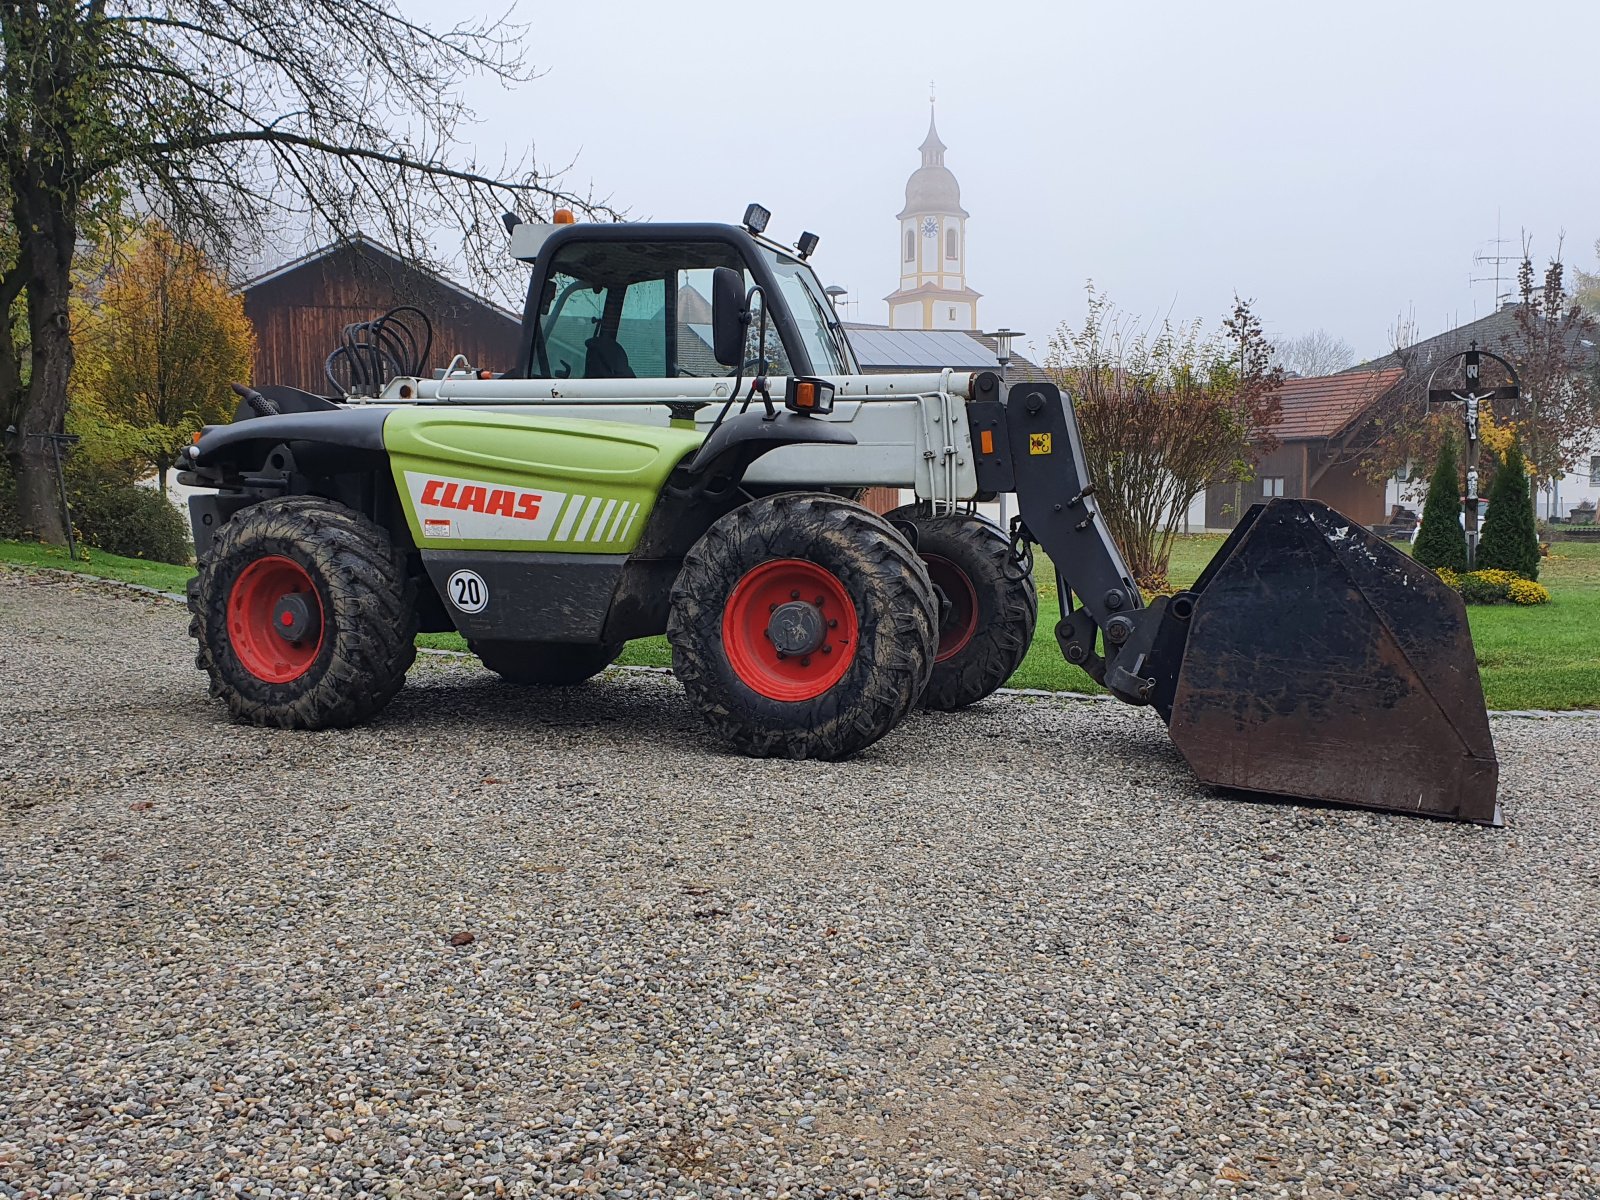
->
[984,327,1023,382]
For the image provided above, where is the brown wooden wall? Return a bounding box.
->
[243,243,523,394]
[1205,442,1386,529]
[1206,444,1305,529]
[1309,457,1388,526]
[857,487,903,515]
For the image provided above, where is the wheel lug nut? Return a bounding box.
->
[776,650,787,659]
[827,619,838,628]
[790,590,800,599]
[800,656,811,667]
[814,596,825,606]
[763,629,771,640]
[769,603,777,612]
[821,645,832,655]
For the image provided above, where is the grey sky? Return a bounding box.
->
[416,0,1599,366]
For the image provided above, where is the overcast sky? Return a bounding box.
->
[415,0,1599,365]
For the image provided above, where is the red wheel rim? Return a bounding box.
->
[722,559,858,701]
[923,554,979,662]
[226,555,325,684]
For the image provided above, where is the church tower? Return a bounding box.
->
[886,104,981,330]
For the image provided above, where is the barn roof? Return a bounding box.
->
[1271,368,1406,441]
[239,235,521,322]
[847,327,999,371]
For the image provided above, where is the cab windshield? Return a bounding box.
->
[758,247,857,376]
[529,236,858,380]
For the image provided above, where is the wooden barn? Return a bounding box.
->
[1204,368,1406,530]
[240,237,522,394]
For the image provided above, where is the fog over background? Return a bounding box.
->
[416,0,1600,365]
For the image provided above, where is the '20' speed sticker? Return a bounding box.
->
[446,569,489,614]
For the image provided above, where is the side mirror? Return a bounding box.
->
[711,267,748,368]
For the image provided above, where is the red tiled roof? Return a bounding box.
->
[1270,368,1405,441]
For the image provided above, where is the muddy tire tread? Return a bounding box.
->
[189,496,417,729]
[886,505,1039,710]
[668,492,937,760]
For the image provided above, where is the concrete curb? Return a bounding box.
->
[9,561,1598,721]
[3,562,187,603]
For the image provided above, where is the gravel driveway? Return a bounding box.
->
[2,568,1598,1200]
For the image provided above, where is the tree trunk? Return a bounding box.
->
[11,183,78,544]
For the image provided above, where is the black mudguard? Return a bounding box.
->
[682,409,856,481]
[191,408,391,474]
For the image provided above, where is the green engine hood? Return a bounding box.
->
[383,408,704,554]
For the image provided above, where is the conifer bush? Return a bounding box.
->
[1477,440,1540,580]
[1414,436,1467,573]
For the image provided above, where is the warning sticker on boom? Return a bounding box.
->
[1029,432,1052,455]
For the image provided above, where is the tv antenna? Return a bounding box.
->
[1470,209,1520,315]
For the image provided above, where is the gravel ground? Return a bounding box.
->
[2,567,1598,1200]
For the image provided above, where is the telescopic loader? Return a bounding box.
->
[179,207,1499,823]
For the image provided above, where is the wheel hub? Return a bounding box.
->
[722,558,859,702]
[226,555,326,684]
[922,554,980,662]
[768,601,826,656]
[271,593,321,644]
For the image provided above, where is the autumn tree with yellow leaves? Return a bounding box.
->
[71,227,253,492]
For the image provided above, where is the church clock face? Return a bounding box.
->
[922,217,938,238]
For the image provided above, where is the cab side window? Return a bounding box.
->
[615,278,666,377]
[673,268,793,378]
[531,240,791,379]
[537,277,607,379]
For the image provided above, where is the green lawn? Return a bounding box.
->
[1005,534,1228,694]
[1460,542,1600,710]
[0,538,194,592]
[1007,536,1600,711]
[7,534,1597,710]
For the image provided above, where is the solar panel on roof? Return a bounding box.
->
[846,328,998,371]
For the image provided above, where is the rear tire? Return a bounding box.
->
[470,639,622,685]
[189,496,417,729]
[668,492,937,760]
[885,505,1038,710]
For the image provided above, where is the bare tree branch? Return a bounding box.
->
[3,0,619,543]
[1272,328,1355,378]
[1045,286,1283,588]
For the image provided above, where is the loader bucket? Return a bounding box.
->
[1153,499,1499,824]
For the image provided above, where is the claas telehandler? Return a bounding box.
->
[178,207,1499,823]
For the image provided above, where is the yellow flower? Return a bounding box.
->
[1506,578,1550,605]
[1467,568,1522,587]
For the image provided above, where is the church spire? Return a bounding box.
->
[920,98,946,167]
[888,98,979,331]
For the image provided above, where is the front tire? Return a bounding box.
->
[189,496,417,729]
[470,640,622,685]
[668,492,937,760]
[885,505,1038,710]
